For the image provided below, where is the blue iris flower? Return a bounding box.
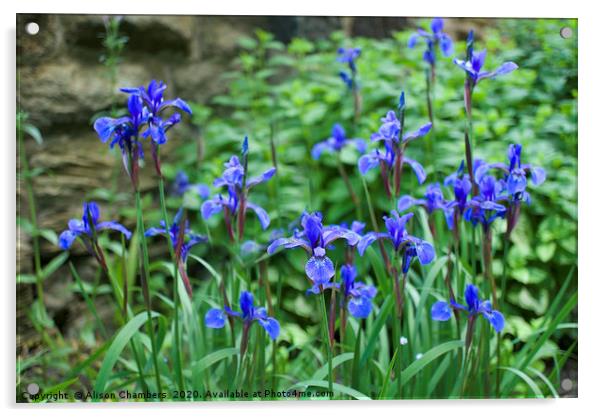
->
[431,284,505,333]
[475,144,546,203]
[120,80,192,145]
[94,95,147,181]
[397,183,449,215]
[454,49,518,86]
[145,208,207,297]
[464,174,507,227]
[358,211,435,273]
[205,291,280,340]
[173,170,210,199]
[439,160,476,230]
[337,47,361,90]
[59,201,132,250]
[340,264,377,319]
[268,212,359,287]
[145,208,207,262]
[358,95,432,188]
[408,17,454,65]
[369,110,432,145]
[202,138,276,234]
[312,124,366,160]
[443,161,473,214]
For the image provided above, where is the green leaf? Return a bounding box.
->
[400,340,464,384]
[359,295,393,367]
[289,380,371,400]
[189,254,223,285]
[93,311,161,396]
[192,347,238,374]
[311,352,354,381]
[31,377,78,403]
[41,252,69,280]
[499,367,544,398]
[511,267,547,285]
[24,124,43,145]
[528,366,559,398]
[378,347,398,399]
[536,243,556,262]
[17,273,37,284]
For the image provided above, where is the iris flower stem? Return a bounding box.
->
[259,261,278,392]
[463,82,478,196]
[158,176,185,393]
[500,236,510,310]
[393,268,406,398]
[481,225,502,398]
[117,234,150,393]
[340,304,350,383]
[497,235,512,396]
[361,177,391,272]
[69,261,108,339]
[135,190,164,398]
[496,236,511,398]
[471,226,477,283]
[337,154,362,218]
[352,75,361,127]
[482,226,498,308]
[425,67,437,178]
[318,291,334,398]
[460,316,477,397]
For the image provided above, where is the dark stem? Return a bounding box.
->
[337,155,361,215]
[482,225,498,309]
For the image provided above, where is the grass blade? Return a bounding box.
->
[498,366,544,398]
[93,311,161,397]
[289,380,371,400]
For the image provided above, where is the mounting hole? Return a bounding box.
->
[27,383,40,395]
[25,22,40,35]
[561,378,573,392]
[560,27,573,39]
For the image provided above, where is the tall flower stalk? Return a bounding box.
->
[268,211,360,395]
[358,91,432,199]
[338,47,362,125]
[359,211,435,396]
[408,17,454,168]
[205,291,280,388]
[94,80,192,395]
[202,137,275,242]
[454,30,518,192]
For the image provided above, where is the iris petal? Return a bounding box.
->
[246,202,270,229]
[348,296,372,319]
[487,310,505,333]
[403,157,427,184]
[97,221,132,240]
[431,301,452,321]
[305,256,335,285]
[205,308,226,328]
[531,167,546,185]
[257,317,280,340]
[239,291,255,319]
[59,230,79,250]
[464,284,480,312]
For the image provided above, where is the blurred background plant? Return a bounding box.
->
[16,16,577,401]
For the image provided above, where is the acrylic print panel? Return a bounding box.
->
[16,14,577,402]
